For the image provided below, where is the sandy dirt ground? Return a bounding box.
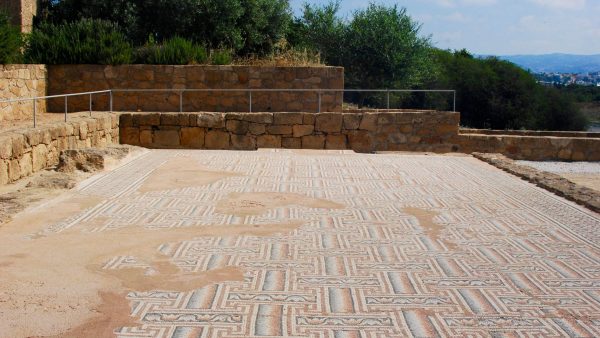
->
[0,150,599,337]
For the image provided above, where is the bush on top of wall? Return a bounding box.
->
[0,10,24,64]
[25,19,133,65]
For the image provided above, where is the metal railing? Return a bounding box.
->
[0,90,112,127]
[111,88,456,113]
[0,88,456,128]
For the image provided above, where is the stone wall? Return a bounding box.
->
[47,65,344,113]
[119,111,460,153]
[0,114,119,184]
[0,64,47,122]
[460,128,600,138]
[457,134,600,161]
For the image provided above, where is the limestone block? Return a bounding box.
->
[63,123,74,137]
[140,129,153,147]
[161,113,181,126]
[225,113,273,124]
[274,112,303,125]
[302,135,325,149]
[266,125,292,135]
[120,114,133,127]
[197,113,225,128]
[0,160,8,185]
[180,127,205,148]
[282,137,301,149]
[19,152,33,177]
[257,135,281,148]
[226,119,249,135]
[138,113,161,126]
[303,113,316,125]
[342,114,361,130]
[293,125,314,138]
[154,129,181,147]
[231,134,257,150]
[120,127,140,145]
[9,159,21,181]
[315,113,343,133]
[32,144,48,172]
[326,135,347,150]
[11,134,26,157]
[249,123,266,135]
[0,136,12,159]
[377,113,395,125]
[23,129,44,146]
[79,122,88,140]
[347,130,374,153]
[205,130,230,149]
[359,113,378,132]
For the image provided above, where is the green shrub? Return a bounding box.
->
[211,49,232,65]
[25,19,132,64]
[40,0,292,56]
[0,11,24,64]
[135,37,207,65]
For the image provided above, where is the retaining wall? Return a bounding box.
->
[47,65,344,113]
[119,111,460,153]
[0,114,119,184]
[0,64,47,122]
[456,134,600,161]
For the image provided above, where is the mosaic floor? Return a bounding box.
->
[4,150,600,337]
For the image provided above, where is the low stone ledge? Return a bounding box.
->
[119,111,461,153]
[473,153,600,213]
[0,113,119,185]
[456,134,600,161]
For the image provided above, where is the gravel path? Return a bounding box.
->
[517,160,600,174]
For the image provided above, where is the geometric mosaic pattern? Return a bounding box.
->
[42,150,600,337]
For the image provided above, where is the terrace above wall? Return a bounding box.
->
[47,65,344,113]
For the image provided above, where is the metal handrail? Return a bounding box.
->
[111,88,456,113]
[0,88,456,128]
[0,90,112,127]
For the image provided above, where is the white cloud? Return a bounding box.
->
[529,0,586,10]
[461,0,497,5]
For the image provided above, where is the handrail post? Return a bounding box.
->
[64,96,68,122]
[386,90,390,109]
[179,91,183,113]
[33,99,37,128]
[89,93,92,116]
[318,91,322,113]
[453,91,456,112]
[249,91,252,113]
[109,91,113,113]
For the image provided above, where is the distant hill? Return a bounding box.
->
[482,54,600,74]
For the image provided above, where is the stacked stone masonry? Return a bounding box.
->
[0,114,119,185]
[119,111,461,153]
[0,64,47,122]
[47,65,344,113]
[456,133,600,161]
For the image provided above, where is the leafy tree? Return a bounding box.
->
[288,1,346,65]
[0,10,23,64]
[25,19,133,65]
[344,4,434,90]
[432,49,588,130]
[239,0,292,56]
[38,0,291,56]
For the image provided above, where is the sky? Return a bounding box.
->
[289,0,600,56]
